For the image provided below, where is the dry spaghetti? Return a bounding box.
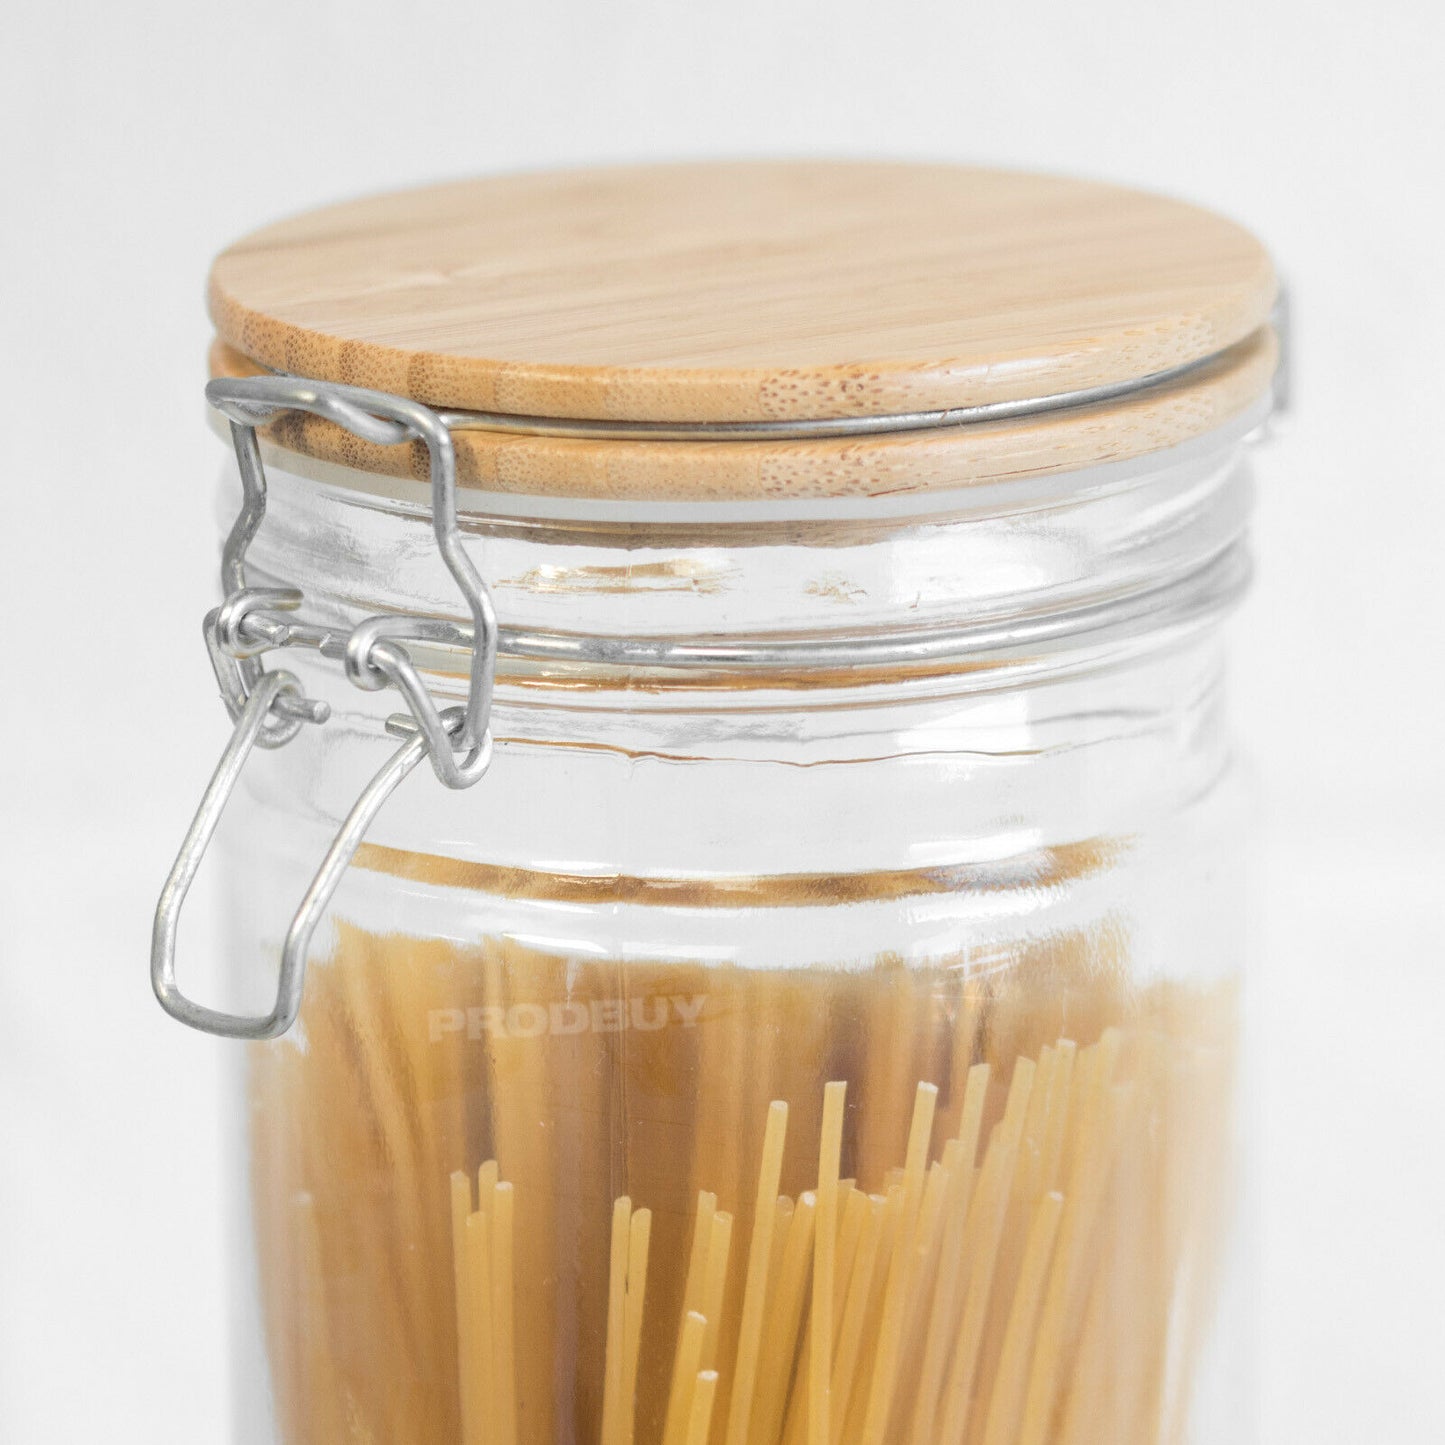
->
[247,925,1235,1445]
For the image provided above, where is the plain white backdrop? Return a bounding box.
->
[1,2,1441,1440]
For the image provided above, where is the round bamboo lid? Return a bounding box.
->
[208,160,1276,496]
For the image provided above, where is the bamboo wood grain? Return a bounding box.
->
[207,328,1273,500]
[209,161,1274,425]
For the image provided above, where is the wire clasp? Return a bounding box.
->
[151,376,497,1040]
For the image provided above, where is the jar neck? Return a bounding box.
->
[239,615,1236,889]
[225,402,1263,705]
[219,418,1257,882]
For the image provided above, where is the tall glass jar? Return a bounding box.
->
[155,162,1278,1445]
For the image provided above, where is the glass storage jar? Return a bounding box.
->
[154,162,1278,1445]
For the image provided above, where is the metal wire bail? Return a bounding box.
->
[151,377,500,1041]
[150,676,452,1040]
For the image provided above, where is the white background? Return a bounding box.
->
[2,2,1442,1440]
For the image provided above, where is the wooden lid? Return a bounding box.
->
[209,160,1275,427]
[210,329,1275,500]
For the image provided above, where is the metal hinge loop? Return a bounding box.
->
[150,674,461,1039]
[152,376,499,1041]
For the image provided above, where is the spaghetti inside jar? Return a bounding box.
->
[175,161,1276,1445]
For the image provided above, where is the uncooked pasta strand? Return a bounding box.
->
[451,1171,478,1445]
[830,1187,869,1343]
[621,1208,653,1445]
[811,1083,847,1445]
[750,1192,818,1445]
[977,1049,1067,1423]
[1016,1065,1126,1445]
[828,1194,888,1445]
[1039,1042,1076,1195]
[980,1190,1064,1445]
[481,945,556,1445]
[491,1181,517,1445]
[766,1197,795,1310]
[883,1158,953,1445]
[838,1186,902,1445]
[856,1083,938,1445]
[905,1144,975,1445]
[956,1062,992,1175]
[941,977,984,1143]
[687,1372,721,1445]
[700,1212,734,1371]
[1052,1236,1119,1445]
[465,1207,496,1445]
[664,1313,709,1445]
[602,1197,632,1445]
[902,1159,950,1329]
[938,1058,1035,1445]
[782,1174,864,1445]
[681,1194,719,1328]
[725,1102,789,1445]
[1019,1047,1057,1204]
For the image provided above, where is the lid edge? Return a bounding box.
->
[207,328,1277,501]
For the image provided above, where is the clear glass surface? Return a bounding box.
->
[217,416,1262,1445]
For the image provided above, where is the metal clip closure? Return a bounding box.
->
[151,376,499,1041]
